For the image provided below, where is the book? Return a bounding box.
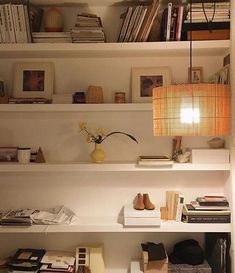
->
[183,204,231,215]
[175,3,184,41]
[175,194,184,221]
[166,191,179,220]
[190,201,230,211]
[183,21,230,31]
[118,6,133,42]
[166,2,172,41]
[123,6,140,42]
[41,251,75,269]
[196,197,229,206]
[9,248,46,271]
[187,29,230,41]
[182,214,230,223]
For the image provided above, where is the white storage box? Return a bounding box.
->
[190,149,229,164]
[124,204,161,227]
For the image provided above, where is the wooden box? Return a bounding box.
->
[142,251,168,273]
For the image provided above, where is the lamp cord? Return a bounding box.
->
[189,0,192,83]
[202,1,216,32]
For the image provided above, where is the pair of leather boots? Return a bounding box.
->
[134,193,155,210]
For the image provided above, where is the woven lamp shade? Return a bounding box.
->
[153,84,231,136]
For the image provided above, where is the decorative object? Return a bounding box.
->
[73,91,85,103]
[134,193,155,210]
[35,147,46,163]
[207,137,225,149]
[86,86,103,103]
[131,66,171,103]
[79,122,138,163]
[0,78,8,103]
[44,8,63,32]
[124,204,161,227]
[90,143,106,163]
[190,149,229,164]
[17,147,31,164]
[188,66,203,83]
[13,62,54,99]
[115,92,126,103]
[188,67,203,83]
[153,84,231,136]
[0,147,18,162]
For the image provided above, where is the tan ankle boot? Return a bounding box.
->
[143,193,155,210]
[134,193,145,210]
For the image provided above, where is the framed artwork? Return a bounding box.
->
[0,147,18,162]
[131,67,171,103]
[188,67,203,84]
[13,62,54,99]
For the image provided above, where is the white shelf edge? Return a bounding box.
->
[0,103,152,112]
[0,162,230,172]
[0,218,231,233]
[0,40,229,58]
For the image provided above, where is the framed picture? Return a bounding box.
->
[131,67,171,103]
[13,62,54,99]
[188,67,203,84]
[0,147,18,162]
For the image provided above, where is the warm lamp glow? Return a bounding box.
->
[153,84,231,136]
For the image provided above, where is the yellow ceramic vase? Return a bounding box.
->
[90,143,106,163]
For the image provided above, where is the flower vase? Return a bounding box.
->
[90,143,106,163]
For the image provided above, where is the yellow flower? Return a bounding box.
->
[96,128,105,136]
[79,122,86,131]
[86,134,93,143]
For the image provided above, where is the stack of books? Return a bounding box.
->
[138,156,173,167]
[118,0,160,42]
[166,191,184,221]
[0,209,38,226]
[9,98,52,104]
[182,195,231,223]
[71,13,105,43]
[8,248,46,273]
[161,2,185,41]
[0,2,43,44]
[39,251,75,273]
[183,1,230,40]
[32,32,72,43]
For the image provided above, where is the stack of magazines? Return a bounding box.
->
[0,209,38,226]
[71,13,106,43]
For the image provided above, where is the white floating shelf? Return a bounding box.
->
[0,162,230,172]
[0,218,231,233]
[0,41,229,58]
[0,103,152,112]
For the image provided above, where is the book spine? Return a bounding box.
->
[197,201,229,206]
[4,4,16,43]
[1,4,10,43]
[0,5,4,43]
[175,195,184,221]
[18,5,28,43]
[183,214,230,223]
[176,5,184,41]
[12,4,22,43]
[23,4,32,43]
[166,2,172,41]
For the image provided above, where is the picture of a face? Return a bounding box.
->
[140,75,163,97]
[23,70,45,92]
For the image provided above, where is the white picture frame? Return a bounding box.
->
[131,66,171,103]
[13,62,54,99]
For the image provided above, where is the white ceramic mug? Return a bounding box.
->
[18,148,31,164]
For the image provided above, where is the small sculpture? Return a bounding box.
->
[35,147,46,163]
[207,137,225,149]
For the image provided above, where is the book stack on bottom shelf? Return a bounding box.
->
[182,195,231,223]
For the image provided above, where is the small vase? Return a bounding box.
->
[90,143,106,163]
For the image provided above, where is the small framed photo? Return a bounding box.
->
[131,67,171,103]
[13,62,54,99]
[188,67,203,84]
[0,147,18,162]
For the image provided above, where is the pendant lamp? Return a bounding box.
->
[152,0,231,136]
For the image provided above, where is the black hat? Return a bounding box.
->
[169,239,204,265]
